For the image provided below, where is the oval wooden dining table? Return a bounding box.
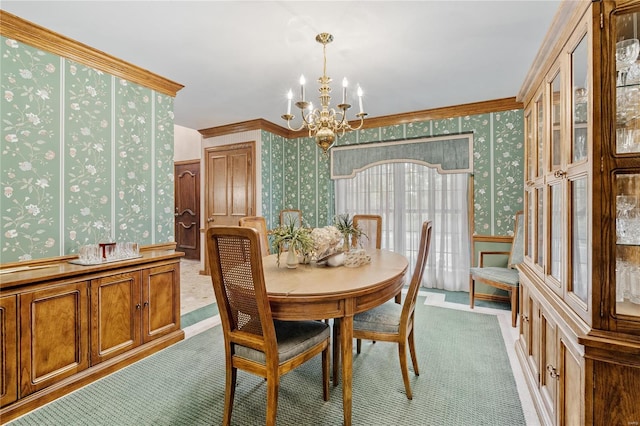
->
[262,249,409,426]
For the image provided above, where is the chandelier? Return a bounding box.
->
[281,33,367,154]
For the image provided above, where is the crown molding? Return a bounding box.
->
[0,10,184,97]
[200,97,523,139]
[199,119,289,138]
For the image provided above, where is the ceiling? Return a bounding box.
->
[1,1,562,132]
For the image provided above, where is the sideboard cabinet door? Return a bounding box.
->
[19,281,89,397]
[142,262,180,343]
[0,295,18,407]
[90,271,142,364]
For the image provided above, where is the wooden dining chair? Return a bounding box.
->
[206,226,330,426]
[469,210,524,327]
[239,216,271,256]
[352,214,399,305]
[352,220,432,400]
[352,214,382,249]
[279,209,303,228]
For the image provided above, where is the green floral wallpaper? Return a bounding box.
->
[1,36,175,262]
[261,110,524,236]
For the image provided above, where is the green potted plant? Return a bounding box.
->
[333,213,365,252]
[270,217,314,268]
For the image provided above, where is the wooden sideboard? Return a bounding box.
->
[0,249,184,423]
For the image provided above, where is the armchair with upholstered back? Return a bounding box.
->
[469,210,524,327]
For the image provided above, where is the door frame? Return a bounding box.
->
[201,141,256,273]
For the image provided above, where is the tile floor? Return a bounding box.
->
[179,259,215,315]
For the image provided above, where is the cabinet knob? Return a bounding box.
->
[520,314,529,323]
[143,301,149,307]
[546,363,560,379]
[553,169,567,179]
[136,303,141,310]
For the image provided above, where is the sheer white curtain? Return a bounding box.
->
[335,162,470,292]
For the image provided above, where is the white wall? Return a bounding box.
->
[174,124,202,161]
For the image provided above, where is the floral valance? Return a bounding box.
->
[330,134,473,179]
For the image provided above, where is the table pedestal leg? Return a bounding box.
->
[333,318,340,387]
[340,315,353,426]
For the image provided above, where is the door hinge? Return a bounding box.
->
[600,300,604,318]
[600,156,604,173]
[600,13,603,29]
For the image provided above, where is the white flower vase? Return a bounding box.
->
[286,246,298,269]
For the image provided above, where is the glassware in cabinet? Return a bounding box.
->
[615,10,639,155]
[615,173,640,318]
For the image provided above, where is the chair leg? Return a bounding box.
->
[510,288,518,327]
[469,276,475,309]
[397,341,413,400]
[356,338,362,354]
[408,327,419,376]
[265,374,280,426]
[222,365,237,426]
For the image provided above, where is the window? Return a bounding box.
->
[335,163,470,291]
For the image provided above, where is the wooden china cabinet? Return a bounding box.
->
[516,1,640,425]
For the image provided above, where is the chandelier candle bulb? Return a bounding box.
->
[357,86,364,114]
[287,90,292,115]
[342,77,348,104]
[300,75,305,101]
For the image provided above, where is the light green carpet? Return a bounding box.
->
[9,301,525,425]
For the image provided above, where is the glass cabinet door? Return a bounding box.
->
[614,8,639,321]
[566,28,590,314]
[572,35,589,163]
[615,10,639,155]
[615,173,640,318]
[571,176,589,304]
[550,73,562,170]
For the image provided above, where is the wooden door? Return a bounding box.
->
[204,143,255,274]
[19,281,89,396]
[1,295,17,407]
[141,262,180,343]
[174,160,200,260]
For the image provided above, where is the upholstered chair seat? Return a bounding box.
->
[235,320,330,364]
[468,267,520,287]
[353,302,402,334]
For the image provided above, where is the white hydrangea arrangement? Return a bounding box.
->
[309,225,343,261]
